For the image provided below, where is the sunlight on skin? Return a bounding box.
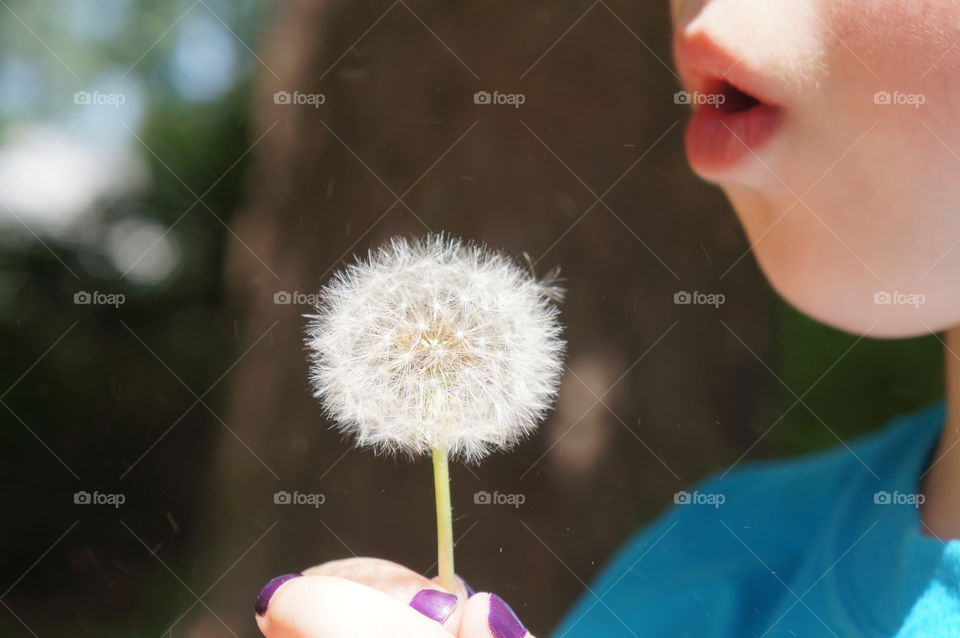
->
[257,2,960,635]
[256,558,533,638]
[671,0,960,538]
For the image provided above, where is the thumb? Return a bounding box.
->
[459,592,536,638]
[255,574,454,638]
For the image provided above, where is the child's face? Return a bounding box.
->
[671,0,960,337]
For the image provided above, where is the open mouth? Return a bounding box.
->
[683,77,782,175]
[709,79,763,114]
[673,31,786,176]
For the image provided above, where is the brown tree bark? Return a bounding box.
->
[185,2,774,635]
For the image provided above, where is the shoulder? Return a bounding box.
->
[667,401,943,550]
[700,401,943,501]
[585,402,942,596]
[553,403,946,638]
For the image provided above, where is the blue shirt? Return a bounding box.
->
[553,402,960,637]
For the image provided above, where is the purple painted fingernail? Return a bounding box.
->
[489,594,527,638]
[255,573,301,616]
[410,589,458,623]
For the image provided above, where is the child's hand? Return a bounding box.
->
[254,557,534,638]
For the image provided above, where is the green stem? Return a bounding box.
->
[432,445,455,592]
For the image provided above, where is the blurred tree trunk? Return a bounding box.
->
[186,1,774,636]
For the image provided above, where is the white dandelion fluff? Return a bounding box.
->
[305,234,566,462]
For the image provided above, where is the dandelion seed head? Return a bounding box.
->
[305,234,566,462]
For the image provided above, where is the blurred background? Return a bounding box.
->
[0,1,944,636]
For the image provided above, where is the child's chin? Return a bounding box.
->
[772,282,946,340]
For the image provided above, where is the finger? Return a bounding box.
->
[255,573,455,638]
[304,557,440,600]
[460,592,536,638]
[430,573,474,600]
[301,558,464,631]
[302,558,473,600]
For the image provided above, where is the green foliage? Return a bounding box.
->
[772,299,943,455]
[0,1,267,635]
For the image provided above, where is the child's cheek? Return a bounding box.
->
[826,0,960,126]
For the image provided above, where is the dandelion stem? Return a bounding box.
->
[432,445,455,592]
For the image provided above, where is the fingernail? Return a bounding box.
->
[410,588,458,623]
[488,593,527,638]
[462,578,476,597]
[255,573,301,616]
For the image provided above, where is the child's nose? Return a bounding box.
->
[674,0,823,88]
